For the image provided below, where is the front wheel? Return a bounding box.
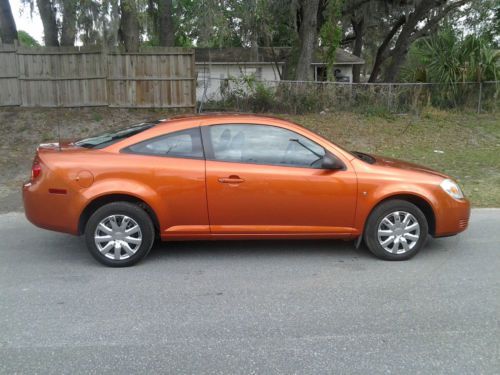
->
[364,200,428,261]
[84,202,155,267]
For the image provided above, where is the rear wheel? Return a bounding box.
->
[364,200,428,260]
[85,202,155,267]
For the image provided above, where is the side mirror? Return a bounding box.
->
[321,154,344,170]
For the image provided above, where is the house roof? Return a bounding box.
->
[195,47,364,65]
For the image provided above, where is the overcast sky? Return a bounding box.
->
[11,0,44,44]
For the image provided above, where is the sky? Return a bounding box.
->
[11,0,44,44]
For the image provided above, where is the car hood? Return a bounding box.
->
[370,154,449,179]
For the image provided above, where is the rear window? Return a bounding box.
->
[74,122,157,149]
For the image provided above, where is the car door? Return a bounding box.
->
[202,123,358,237]
[122,126,210,238]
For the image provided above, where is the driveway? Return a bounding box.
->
[0,209,499,374]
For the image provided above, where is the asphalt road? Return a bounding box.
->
[0,209,499,374]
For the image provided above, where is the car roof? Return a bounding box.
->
[168,112,284,120]
[159,112,291,125]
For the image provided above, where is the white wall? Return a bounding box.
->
[196,63,356,102]
[196,63,282,102]
[333,65,353,83]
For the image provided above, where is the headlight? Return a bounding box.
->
[440,179,464,200]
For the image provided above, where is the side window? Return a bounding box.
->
[208,124,325,168]
[125,128,204,159]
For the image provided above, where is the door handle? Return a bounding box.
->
[218,175,245,184]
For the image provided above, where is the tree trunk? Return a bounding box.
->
[0,0,17,43]
[295,0,320,81]
[382,42,410,83]
[120,0,140,52]
[382,2,429,82]
[351,16,364,83]
[368,15,406,83]
[103,1,120,48]
[382,0,467,82]
[158,0,174,46]
[60,0,77,46]
[37,0,59,46]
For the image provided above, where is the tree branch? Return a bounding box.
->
[341,0,371,16]
[368,14,406,82]
[409,0,470,42]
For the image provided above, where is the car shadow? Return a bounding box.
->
[32,232,457,267]
[145,238,372,262]
[144,235,458,264]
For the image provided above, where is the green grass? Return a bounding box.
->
[285,109,500,207]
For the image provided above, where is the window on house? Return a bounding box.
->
[315,66,328,82]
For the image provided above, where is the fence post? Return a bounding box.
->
[15,40,21,107]
[101,46,108,107]
[387,83,392,112]
[477,82,482,114]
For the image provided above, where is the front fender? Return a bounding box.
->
[354,182,439,233]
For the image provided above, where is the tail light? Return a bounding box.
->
[31,158,42,180]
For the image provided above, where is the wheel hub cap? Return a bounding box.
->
[94,215,142,260]
[377,211,420,254]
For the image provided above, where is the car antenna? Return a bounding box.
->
[57,114,62,151]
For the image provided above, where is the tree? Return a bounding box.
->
[60,0,77,46]
[37,0,59,46]
[158,0,174,46]
[449,0,499,47]
[366,0,469,82]
[119,0,140,51]
[405,28,499,84]
[18,30,40,46]
[0,0,18,43]
[295,0,321,81]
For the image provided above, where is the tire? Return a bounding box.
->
[364,199,428,261]
[84,202,155,267]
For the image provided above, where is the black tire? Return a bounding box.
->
[364,199,428,261]
[84,202,155,267]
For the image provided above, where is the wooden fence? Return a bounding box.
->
[0,44,195,109]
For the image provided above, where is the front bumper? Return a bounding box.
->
[433,195,471,237]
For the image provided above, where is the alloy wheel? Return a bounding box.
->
[377,211,420,254]
[94,215,143,260]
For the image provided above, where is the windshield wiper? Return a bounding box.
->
[289,138,323,158]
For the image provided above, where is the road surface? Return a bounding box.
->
[0,209,499,374]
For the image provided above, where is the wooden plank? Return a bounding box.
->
[107,77,194,81]
[109,104,195,108]
[18,76,107,81]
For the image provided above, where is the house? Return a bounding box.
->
[195,47,365,101]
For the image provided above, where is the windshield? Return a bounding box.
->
[74,122,156,149]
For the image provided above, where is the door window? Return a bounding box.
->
[124,128,204,159]
[207,124,325,168]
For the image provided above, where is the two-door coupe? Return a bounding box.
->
[23,114,470,266]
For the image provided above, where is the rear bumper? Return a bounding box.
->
[433,196,471,237]
[23,181,80,235]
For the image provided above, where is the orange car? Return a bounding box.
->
[23,114,470,266]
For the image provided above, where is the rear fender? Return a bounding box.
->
[79,179,166,230]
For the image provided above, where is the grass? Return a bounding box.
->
[0,107,498,212]
[286,109,500,207]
